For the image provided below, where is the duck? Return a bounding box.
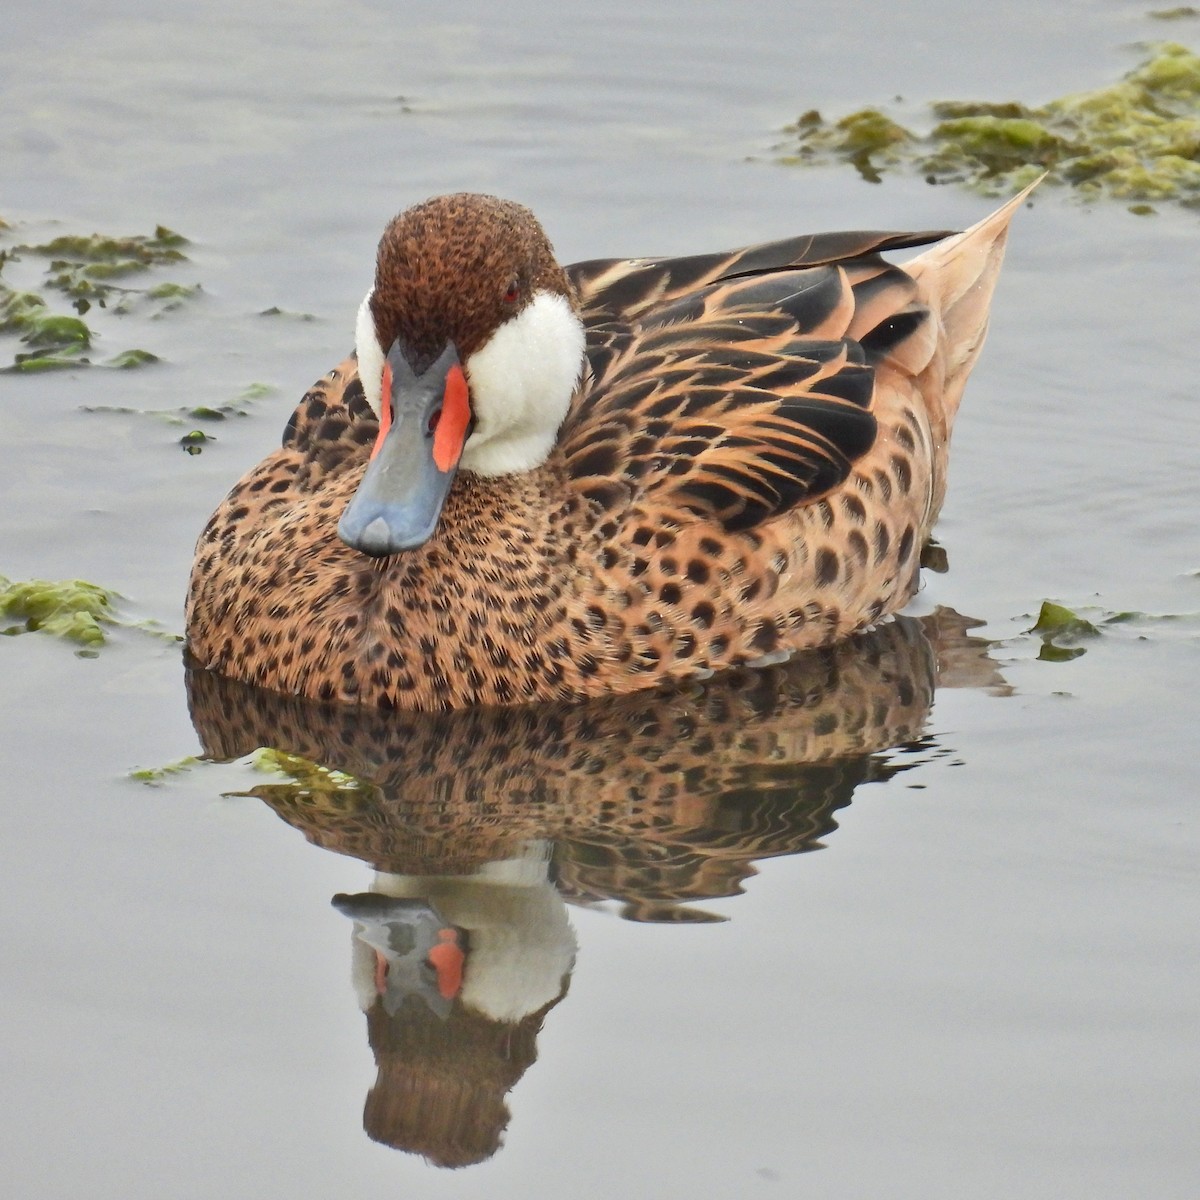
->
[185,184,1032,710]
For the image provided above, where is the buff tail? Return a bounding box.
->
[903,175,1041,432]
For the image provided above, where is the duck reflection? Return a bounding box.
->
[186,607,1004,1166]
[331,845,574,1166]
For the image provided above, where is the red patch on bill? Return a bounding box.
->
[370,361,393,460]
[428,927,465,1000]
[432,364,471,473]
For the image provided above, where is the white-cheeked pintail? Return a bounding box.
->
[186,185,1033,709]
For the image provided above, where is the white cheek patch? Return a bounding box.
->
[354,290,385,418]
[460,290,585,476]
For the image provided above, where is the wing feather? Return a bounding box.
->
[561,230,942,535]
[568,225,952,324]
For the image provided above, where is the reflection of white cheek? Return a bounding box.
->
[457,879,577,1022]
[461,290,585,477]
[349,930,379,1012]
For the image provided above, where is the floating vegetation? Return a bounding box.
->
[227,749,379,812]
[29,226,188,306]
[775,42,1200,211]
[107,348,161,369]
[129,748,375,810]
[1023,599,1200,662]
[0,573,181,654]
[129,756,202,786]
[0,575,115,652]
[259,305,318,321]
[0,221,198,371]
[194,381,276,416]
[1029,601,1101,662]
[1150,7,1199,19]
[180,429,213,455]
[81,382,275,441]
[110,281,203,319]
[0,288,91,371]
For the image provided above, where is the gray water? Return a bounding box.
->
[2,1,1198,1196]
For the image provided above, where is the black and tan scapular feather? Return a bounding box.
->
[186,184,1034,710]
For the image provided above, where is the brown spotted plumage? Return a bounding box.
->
[186,186,1033,710]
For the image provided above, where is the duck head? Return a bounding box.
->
[338,194,586,556]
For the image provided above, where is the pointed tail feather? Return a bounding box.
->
[904,175,1041,431]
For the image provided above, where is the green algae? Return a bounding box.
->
[185,382,276,420]
[81,382,273,457]
[259,305,318,321]
[0,574,182,654]
[0,288,92,370]
[21,227,189,309]
[130,749,377,812]
[1022,599,1200,662]
[0,575,116,651]
[0,220,197,370]
[26,226,186,262]
[106,348,161,369]
[776,42,1200,209]
[180,429,213,454]
[18,312,91,349]
[1030,601,1100,662]
[226,749,379,810]
[129,282,203,316]
[1031,600,1101,638]
[129,756,202,786]
[83,382,274,426]
[0,288,46,331]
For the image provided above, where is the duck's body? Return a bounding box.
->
[186,187,1030,710]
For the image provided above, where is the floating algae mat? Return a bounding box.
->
[223,749,380,813]
[0,576,116,651]
[130,749,377,824]
[1017,599,1200,663]
[0,222,195,371]
[776,42,1200,211]
[0,574,181,653]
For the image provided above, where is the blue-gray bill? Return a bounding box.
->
[338,342,465,556]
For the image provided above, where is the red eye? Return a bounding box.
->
[503,280,520,304]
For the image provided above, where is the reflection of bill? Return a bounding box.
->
[333,894,466,1019]
[188,608,1007,1166]
[333,843,575,1167]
